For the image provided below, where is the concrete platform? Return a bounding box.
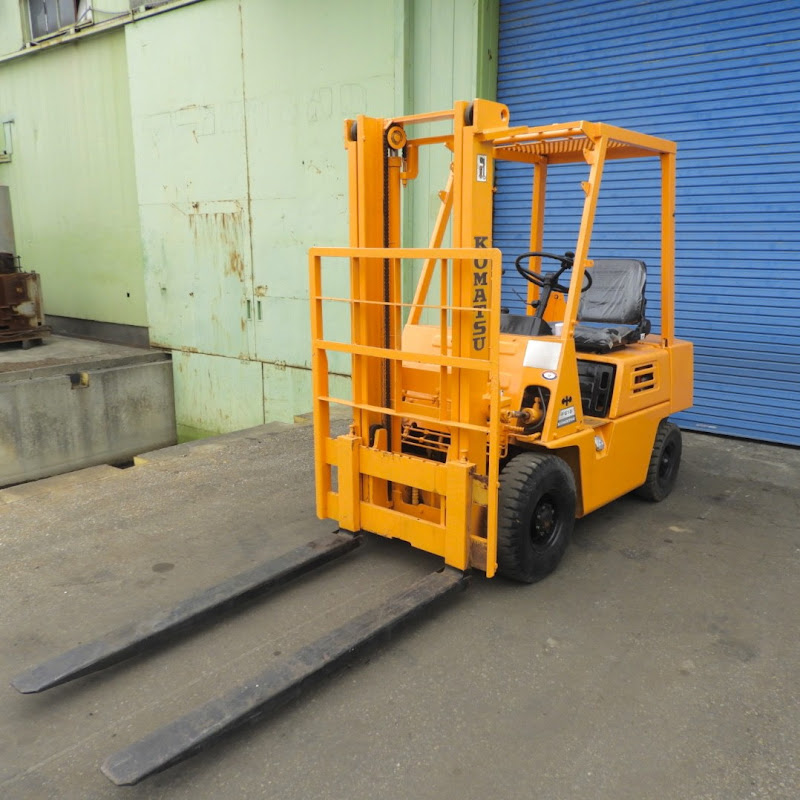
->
[1,425,799,799]
[0,335,176,487]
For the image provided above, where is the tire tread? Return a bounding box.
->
[496,452,576,583]
[635,420,682,502]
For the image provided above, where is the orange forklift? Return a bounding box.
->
[11,100,692,784]
[310,98,693,583]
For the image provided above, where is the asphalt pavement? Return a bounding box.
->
[1,423,798,799]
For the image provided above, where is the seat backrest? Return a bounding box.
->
[578,258,646,325]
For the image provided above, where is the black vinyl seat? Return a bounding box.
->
[574,258,650,353]
[499,313,552,337]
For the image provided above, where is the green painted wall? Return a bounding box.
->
[0,28,147,327]
[242,0,398,373]
[0,0,496,437]
[125,0,400,433]
[0,3,23,56]
[404,0,492,285]
[125,1,253,359]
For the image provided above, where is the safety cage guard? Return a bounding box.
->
[309,246,503,577]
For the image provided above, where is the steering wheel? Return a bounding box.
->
[514,251,593,294]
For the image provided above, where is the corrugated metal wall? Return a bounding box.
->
[0,30,147,328]
[494,0,800,445]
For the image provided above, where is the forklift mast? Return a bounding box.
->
[311,101,506,577]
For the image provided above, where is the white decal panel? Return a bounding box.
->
[522,340,562,371]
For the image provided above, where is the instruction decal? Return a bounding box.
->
[557,405,577,427]
[476,155,488,182]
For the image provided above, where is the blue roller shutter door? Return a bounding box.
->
[494,0,800,445]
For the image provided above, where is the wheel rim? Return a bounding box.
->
[530,494,559,550]
[658,440,677,483]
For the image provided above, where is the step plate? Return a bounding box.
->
[102,566,468,786]
[11,531,360,694]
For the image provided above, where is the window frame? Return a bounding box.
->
[25,0,94,43]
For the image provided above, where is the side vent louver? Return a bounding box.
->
[632,363,657,394]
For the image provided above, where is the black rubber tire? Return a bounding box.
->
[497,452,576,583]
[635,420,682,502]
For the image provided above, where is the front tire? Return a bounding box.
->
[635,420,682,502]
[497,452,576,583]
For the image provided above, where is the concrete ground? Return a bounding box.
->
[1,424,798,800]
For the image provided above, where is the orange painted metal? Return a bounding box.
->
[310,101,692,578]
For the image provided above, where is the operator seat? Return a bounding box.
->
[573,258,650,353]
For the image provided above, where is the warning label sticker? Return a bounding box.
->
[557,406,577,427]
[476,155,488,182]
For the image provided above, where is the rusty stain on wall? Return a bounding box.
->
[179,200,249,284]
[227,249,245,279]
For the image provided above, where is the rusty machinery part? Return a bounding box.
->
[0,270,51,345]
[0,251,16,274]
[386,124,407,151]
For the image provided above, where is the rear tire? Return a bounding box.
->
[635,420,682,502]
[497,452,576,583]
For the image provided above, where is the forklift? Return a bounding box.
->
[310,98,693,583]
[10,100,692,784]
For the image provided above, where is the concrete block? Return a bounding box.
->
[0,348,176,487]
